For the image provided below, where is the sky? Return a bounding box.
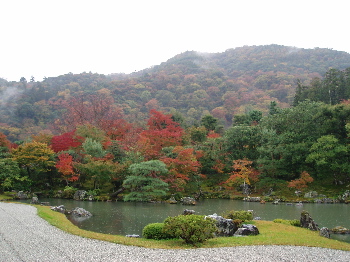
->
[1,0,349,82]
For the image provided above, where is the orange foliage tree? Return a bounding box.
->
[161,146,202,192]
[56,153,80,185]
[224,159,259,190]
[139,110,183,159]
[287,171,314,190]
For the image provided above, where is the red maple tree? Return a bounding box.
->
[139,109,183,159]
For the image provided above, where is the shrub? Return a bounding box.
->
[273,218,301,227]
[223,210,253,222]
[142,223,173,240]
[62,186,77,199]
[163,215,216,245]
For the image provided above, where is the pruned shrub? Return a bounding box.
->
[163,215,216,245]
[142,223,173,240]
[273,218,301,227]
[62,186,77,199]
[223,210,253,222]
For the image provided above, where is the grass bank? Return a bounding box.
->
[36,205,350,251]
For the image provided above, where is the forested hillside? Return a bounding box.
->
[1,44,350,200]
[1,44,350,141]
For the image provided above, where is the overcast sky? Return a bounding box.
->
[1,0,349,81]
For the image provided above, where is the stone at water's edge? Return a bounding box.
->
[206,213,238,236]
[71,207,92,217]
[300,210,319,231]
[73,190,87,201]
[31,197,40,204]
[234,224,259,236]
[331,226,350,234]
[51,205,67,214]
[183,209,195,215]
[181,197,196,205]
[319,227,330,238]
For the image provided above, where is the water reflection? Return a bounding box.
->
[27,198,350,243]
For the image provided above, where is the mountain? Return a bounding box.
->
[1,44,350,140]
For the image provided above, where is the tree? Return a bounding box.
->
[123,160,169,201]
[306,135,350,183]
[82,138,106,158]
[51,130,83,153]
[56,153,79,185]
[12,142,55,178]
[139,110,183,159]
[224,159,259,194]
[201,115,218,131]
[287,171,314,190]
[161,146,202,192]
[0,157,21,192]
[61,92,124,132]
[74,159,116,189]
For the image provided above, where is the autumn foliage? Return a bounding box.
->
[51,130,83,153]
[224,159,259,189]
[56,153,79,184]
[161,146,202,191]
[287,171,314,190]
[139,110,183,159]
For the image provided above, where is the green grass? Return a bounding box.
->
[35,205,350,250]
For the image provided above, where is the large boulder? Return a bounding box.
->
[73,190,87,201]
[234,224,259,236]
[71,207,92,217]
[206,213,238,236]
[181,197,196,205]
[70,207,92,217]
[300,210,319,231]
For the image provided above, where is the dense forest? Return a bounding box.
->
[1,44,350,201]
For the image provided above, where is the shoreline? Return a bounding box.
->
[1,202,350,261]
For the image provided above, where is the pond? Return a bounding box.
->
[26,198,350,243]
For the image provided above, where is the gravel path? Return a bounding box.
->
[0,202,349,262]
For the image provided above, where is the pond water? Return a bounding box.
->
[27,198,350,243]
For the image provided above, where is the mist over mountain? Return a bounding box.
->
[1,44,350,140]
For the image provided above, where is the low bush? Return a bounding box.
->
[163,215,216,245]
[62,186,77,199]
[273,218,300,227]
[142,223,173,240]
[223,210,253,222]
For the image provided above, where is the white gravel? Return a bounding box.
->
[0,202,349,262]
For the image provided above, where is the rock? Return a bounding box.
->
[234,224,259,236]
[31,197,40,204]
[17,191,28,199]
[206,213,238,237]
[125,234,140,238]
[73,190,87,201]
[300,210,319,231]
[304,191,318,198]
[167,196,177,204]
[243,196,261,202]
[71,207,92,217]
[51,205,67,214]
[254,217,261,220]
[183,209,195,215]
[181,197,196,205]
[319,227,330,238]
[331,226,350,234]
